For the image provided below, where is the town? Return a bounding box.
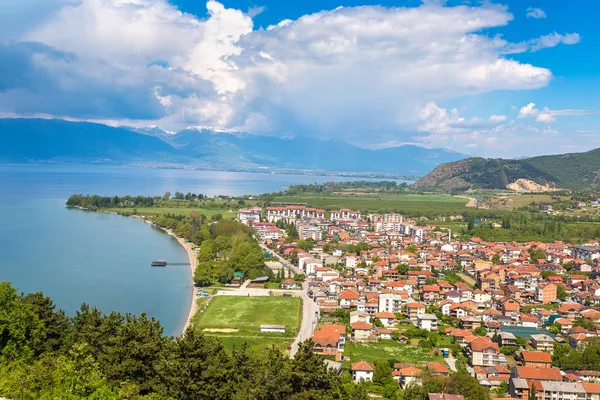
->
[237,204,600,400]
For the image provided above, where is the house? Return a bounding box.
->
[351,322,373,343]
[429,395,464,400]
[467,337,500,366]
[351,360,374,383]
[312,324,346,356]
[339,290,360,308]
[417,313,438,331]
[398,366,422,388]
[237,207,262,225]
[537,282,557,304]
[521,351,552,368]
[426,362,450,376]
[281,279,297,289]
[406,302,426,321]
[530,334,555,353]
[510,366,563,381]
[555,317,574,334]
[375,312,396,327]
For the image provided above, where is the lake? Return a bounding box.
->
[0,164,406,336]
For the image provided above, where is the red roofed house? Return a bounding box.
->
[521,351,552,368]
[351,321,373,343]
[339,290,360,308]
[312,324,346,356]
[467,337,500,366]
[351,360,374,383]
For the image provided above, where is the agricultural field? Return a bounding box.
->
[193,296,302,353]
[343,340,444,365]
[272,193,469,216]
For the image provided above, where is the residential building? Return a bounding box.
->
[530,334,555,353]
[521,351,552,368]
[351,361,374,383]
[312,324,346,356]
[537,282,557,304]
[237,207,262,225]
[417,313,438,331]
[467,337,500,367]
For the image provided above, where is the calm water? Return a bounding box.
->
[0,164,407,336]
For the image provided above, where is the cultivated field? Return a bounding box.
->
[193,296,302,353]
[272,193,469,216]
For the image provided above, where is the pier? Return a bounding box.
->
[151,260,190,267]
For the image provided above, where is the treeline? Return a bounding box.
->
[462,213,600,243]
[553,339,600,371]
[150,214,266,285]
[0,282,490,400]
[0,282,355,400]
[66,193,248,211]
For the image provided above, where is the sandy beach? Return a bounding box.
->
[133,216,198,335]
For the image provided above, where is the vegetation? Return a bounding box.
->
[414,148,600,190]
[552,338,600,371]
[194,296,301,336]
[0,282,349,400]
[343,340,442,365]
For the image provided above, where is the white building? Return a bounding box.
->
[237,207,262,225]
[351,361,374,383]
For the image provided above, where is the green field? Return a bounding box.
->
[193,296,302,353]
[106,206,237,219]
[344,340,444,365]
[272,194,469,215]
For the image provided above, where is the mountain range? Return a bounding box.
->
[0,118,467,176]
[414,148,600,190]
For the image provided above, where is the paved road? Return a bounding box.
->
[289,280,319,357]
[258,243,302,276]
[445,353,458,372]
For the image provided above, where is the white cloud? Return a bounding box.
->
[518,102,539,118]
[526,7,546,19]
[418,102,507,134]
[518,103,600,123]
[529,32,581,52]
[0,0,585,149]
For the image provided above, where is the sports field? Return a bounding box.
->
[194,296,302,353]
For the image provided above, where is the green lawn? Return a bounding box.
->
[195,296,302,335]
[194,296,302,354]
[344,340,443,365]
[272,194,469,216]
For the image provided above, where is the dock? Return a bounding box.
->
[151,259,190,267]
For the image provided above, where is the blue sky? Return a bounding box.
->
[1,0,599,157]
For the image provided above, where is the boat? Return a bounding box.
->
[151,259,167,267]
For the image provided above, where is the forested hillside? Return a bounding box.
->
[414,148,600,190]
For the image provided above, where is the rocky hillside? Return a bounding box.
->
[414,148,600,190]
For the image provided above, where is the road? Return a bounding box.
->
[258,242,302,276]
[445,353,458,372]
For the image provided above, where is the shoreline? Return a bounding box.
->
[132,216,198,336]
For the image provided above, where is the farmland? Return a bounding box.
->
[271,193,470,216]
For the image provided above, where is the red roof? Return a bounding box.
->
[351,360,374,371]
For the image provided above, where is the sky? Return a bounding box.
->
[1,0,600,158]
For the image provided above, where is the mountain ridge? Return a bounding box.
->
[0,118,466,176]
[414,148,600,190]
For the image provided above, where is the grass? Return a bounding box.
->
[193,296,302,353]
[344,340,444,365]
[522,303,560,313]
[217,336,292,353]
[106,206,237,219]
[272,193,469,215]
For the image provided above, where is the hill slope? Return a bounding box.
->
[0,118,467,175]
[414,148,600,190]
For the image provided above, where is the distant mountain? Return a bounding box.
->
[0,118,467,175]
[0,118,185,164]
[414,148,600,190]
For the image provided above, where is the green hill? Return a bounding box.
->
[413,148,600,190]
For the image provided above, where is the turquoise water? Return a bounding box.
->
[0,164,408,336]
